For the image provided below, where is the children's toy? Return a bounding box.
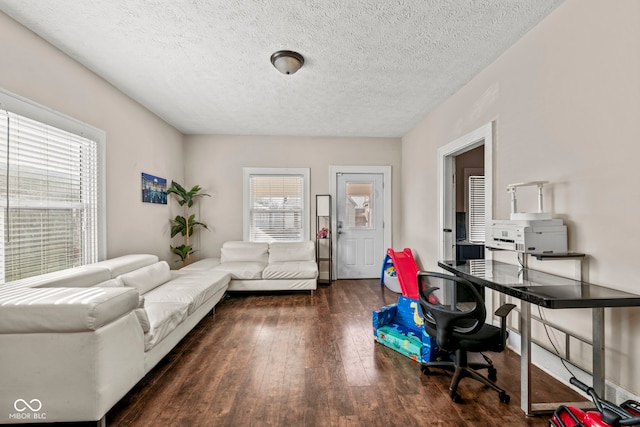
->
[383,248,420,299]
[375,248,436,362]
[372,295,438,363]
[380,253,401,293]
[550,377,640,427]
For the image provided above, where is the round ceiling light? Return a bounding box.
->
[270,50,304,75]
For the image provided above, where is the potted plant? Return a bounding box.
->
[167,181,210,265]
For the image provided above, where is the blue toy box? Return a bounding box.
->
[372,295,439,362]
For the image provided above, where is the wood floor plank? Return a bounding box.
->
[91,279,586,426]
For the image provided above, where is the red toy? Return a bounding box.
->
[385,248,420,300]
[550,378,640,427]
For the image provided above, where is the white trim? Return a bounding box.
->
[0,88,107,261]
[438,122,493,316]
[242,167,311,242]
[437,122,493,262]
[329,165,392,279]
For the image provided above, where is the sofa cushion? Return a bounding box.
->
[119,261,171,294]
[179,257,221,271]
[0,287,140,333]
[223,241,269,249]
[143,301,189,351]
[92,254,159,277]
[93,277,124,287]
[143,271,230,315]
[213,261,265,280]
[268,241,315,262]
[23,266,112,289]
[134,308,151,332]
[221,242,269,263]
[263,261,318,280]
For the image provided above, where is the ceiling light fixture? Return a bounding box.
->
[270,50,304,75]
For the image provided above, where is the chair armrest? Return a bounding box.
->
[495,303,516,347]
[495,303,516,318]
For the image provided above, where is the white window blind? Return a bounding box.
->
[0,108,99,283]
[244,168,310,242]
[468,175,485,243]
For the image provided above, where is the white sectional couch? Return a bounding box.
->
[0,254,230,426]
[182,241,318,293]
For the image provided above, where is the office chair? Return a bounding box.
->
[418,271,516,403]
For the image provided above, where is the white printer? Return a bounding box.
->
[486,181,568,254]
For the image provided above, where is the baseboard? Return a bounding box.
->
[506,331,640,403]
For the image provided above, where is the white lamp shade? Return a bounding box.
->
[317,195,330,217]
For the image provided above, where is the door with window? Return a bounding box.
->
[336,173,384,278]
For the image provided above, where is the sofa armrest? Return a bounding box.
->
[0,312,145,424]
[0,287,140,333]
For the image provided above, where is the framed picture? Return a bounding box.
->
[141,172,167,204]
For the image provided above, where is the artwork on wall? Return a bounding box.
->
[141,172,167,205]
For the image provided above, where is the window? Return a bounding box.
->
[243,168,310,242]
[468,175,485,243]
[0,90,105,284]
[345,182,373,229]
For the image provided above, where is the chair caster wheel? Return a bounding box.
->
[499,392,510,404]
[420,365,430,375]
[488,367,497,381]
[450,391,463,403]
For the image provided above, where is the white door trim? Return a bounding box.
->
[437,122,493,262]
[330,165,392,280]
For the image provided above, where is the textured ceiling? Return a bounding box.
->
[0,0,563,138]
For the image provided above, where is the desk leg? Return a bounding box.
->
[519,303,601,416]
[593,307,605,397]
[521,300,532,415]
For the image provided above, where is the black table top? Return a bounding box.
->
[438,259,640,309]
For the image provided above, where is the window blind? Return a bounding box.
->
[468,175,485,243]
[248,174,304,242]
[0,109,99,283]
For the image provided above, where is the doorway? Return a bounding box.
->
[330,166,391,279]
[438,122,493,262]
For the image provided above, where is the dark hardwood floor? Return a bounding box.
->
[102,280,582,425]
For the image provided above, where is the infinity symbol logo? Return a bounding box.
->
[14,399,42,412]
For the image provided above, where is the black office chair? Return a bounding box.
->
[418,271,516,403]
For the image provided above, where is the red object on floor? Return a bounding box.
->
[386,248,419,300]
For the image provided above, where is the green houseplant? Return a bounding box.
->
[167,181,210,265]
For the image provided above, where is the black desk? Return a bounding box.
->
[438,259,640,415]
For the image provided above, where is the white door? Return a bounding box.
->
[336,173,384,278]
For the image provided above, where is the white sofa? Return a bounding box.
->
[0,254,230,426]
[182,241,318,293]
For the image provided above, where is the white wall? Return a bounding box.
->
[401,0,640,395]
[183,134,401,260]
[0,12,185,262]
[4,0,638,395]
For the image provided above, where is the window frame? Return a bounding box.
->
[0,89,107,265]
[243,167,310,242]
